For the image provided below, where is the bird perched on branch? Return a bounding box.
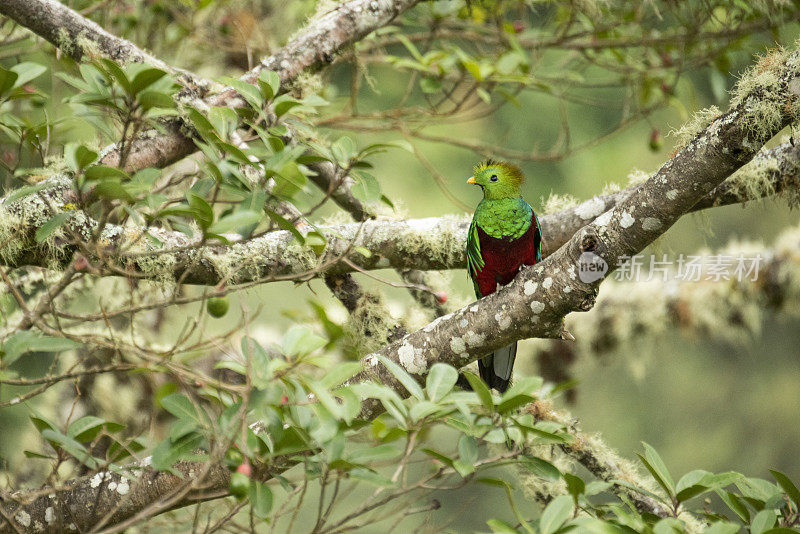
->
[466,160,542,392]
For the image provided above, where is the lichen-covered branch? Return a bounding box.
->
[3,139,798,287]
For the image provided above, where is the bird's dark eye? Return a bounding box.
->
[490,174,498,181]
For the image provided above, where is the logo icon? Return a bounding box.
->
[578,252,608,283]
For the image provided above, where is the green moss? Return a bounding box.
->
[542,192,579,215]
[730,46,800,144]
[343,289,399,354]
[0,208,25,264]
[671,106,722,149]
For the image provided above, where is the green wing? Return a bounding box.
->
[466,217,485,297]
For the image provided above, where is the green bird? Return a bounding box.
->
[466,160,542,392]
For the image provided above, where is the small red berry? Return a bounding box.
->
[280,395,289,404]
[512,20,525,33]
[434,291,448,304]
[236,462,252,477]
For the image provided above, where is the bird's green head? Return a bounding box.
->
[467,159,525,200]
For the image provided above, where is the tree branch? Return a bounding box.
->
[2,141,798,288]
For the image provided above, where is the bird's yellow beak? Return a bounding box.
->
[466,176,476,184]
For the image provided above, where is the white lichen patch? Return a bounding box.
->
[90,472,108,488]
[594,210,613,227]
[620,211,635,228]
[45,507,54,524]
[642,217,662,231]
[574,197,605,220]
[564,286,572,293]
[523,280,538,295]
[459,318,468,328]
[116,480,130,495]
[495,313,512,330]
[15,511,31,527]
[450,336,466,354]
[542,277,553,290]
[464,330,485,347]
[530,300,545,314]
[542,192,579,214]
[666,189,678,200]
[398,342,425,374]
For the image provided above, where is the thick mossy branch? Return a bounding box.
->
[3,140,798,287]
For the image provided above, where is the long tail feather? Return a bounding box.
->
[478,342,517,393]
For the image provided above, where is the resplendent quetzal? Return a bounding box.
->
[466,160,542,392]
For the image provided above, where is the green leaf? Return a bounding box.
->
[130,68,167,95]
[41,429,97,469]
[150,432,205,474]
[564,473,585,500]
[769,469,800,508]
[638,442,675,497]
[65,143,98,172]
[68,416,123,443]
[207,210,261,236]
[331,136,358,167]
[486,518,519,533]
[676,469,713,502]
[94,179,135,203]
[281,325,327,358]
[100,59,132,94]
[750,509,778,534]
[10,62,47,88]
[5,183,50,204]
[717,490,750,523]
[137,90,176,110]
[84,165,130,181]
[426,363,457,402]
[0,66,19,97]
[35,212,71,243]
[377,355,425,401]
[249,481,273,518]
[420,77,441,94]
[258,70,281,101]
[320,361,363,389]
[496,393,535,415]
[220,76,263,109]
[1,332,81,367]
[653,518,683,534]
[539,495,573,534]
[350,171,381,203]
[521,456,561,481]
[187,193,214,229]
[161,393,203,426]
[273,95,301,117]
[187,107,219,140]
[458,434,478,464]
[422,447,454,467]
[463,371,494,411]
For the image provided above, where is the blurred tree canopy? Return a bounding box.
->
[0,0,799,532]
